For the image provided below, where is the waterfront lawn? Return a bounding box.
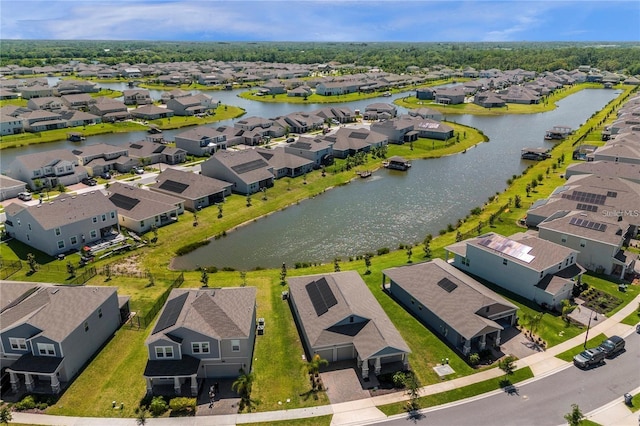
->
[146,104,245,130]
[377,366,534,417]
[554,333,608,362]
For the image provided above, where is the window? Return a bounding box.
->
[192,342,210,354]
[28,224,31,231]
[110,211,116,219]
[502,259,508,265]
[90,230,97,239]
[57,240,65,249]
[84,321,89,332]
[579,239,586,248]
[98,308,103,318]
[9,338,27,351]
[37,343,56,356]
[70,236,77,245]
[231,340,240,352]
[101,214,106,222]
[140,220,145,227]
[561,234,567,243]
[55,227,61,236]
[155,346,174,358]
[92,217,98,223]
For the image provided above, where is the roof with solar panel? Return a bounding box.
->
[287,271,410,359]
[150,168,232,200]
[107,182,182,221]
[204,149,274,185]
[538,211,629,245]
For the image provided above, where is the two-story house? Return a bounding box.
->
[4,191,120,256]
[123,89,152,106]
[6,149,88,190]
[1,281,127,396]
[445,232,584,310]
[72,143,136,176]
[174,126,228,156]
[143,287,257,396]
[284,137,334,168]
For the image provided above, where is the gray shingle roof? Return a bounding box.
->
[150,168,232,200]
[288,271,410,360]
[384,259,517,340]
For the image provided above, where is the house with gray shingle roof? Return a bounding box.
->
[445,232,583,310]
[4,191,120,256]
[0,175,27,201]
[143,287,256,396]
[149,168,232,211]
[6,149,88,190]
[288,271,410,379]
[200,149,274,195]
[383,259,518,356]
[174,126,228,156]
[106,182,184,233]
[322,127,388,159]
[255,146,314,178]
[1,281,127,396]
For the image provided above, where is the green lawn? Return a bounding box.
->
[378,367,534,417]
[555,333,608,362]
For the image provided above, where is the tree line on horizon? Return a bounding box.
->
[2,40,640,75]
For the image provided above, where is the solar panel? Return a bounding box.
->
[576,203,598,213]
[110,193,141,211]
[152,292,188,334]
[316,277,338,309]
[569,217,607,232]
[561,190,607,205]
[606,191,618,198]
[306,281,327,316]
[130,143,143,149]
[437,278,458,293]
[349,131,369,140]
[231,159,267,174]
[159,179,189,194]
[477,234,535,263]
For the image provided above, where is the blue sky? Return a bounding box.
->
[1,1,638,42]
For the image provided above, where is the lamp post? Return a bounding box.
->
[583,309,596,349]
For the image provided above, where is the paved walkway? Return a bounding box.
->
[9,294,640,426]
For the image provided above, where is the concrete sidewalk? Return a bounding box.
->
[9,294,640,426]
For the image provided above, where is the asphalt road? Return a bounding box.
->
[376,331,639,426]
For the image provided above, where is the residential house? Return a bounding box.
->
[314,107,357,124]
[408,107,444,121]
[234,116,285,140]
[255,147,315,178]
[106,182,184,234]
[564,161,640,185]
[413,118,454,140]
[20,85,54,100]
[473,92,507,108]
[260,80,286,95]
[1,282,127,395]
[123,89,152,106]
[21,110,67,132]
[6,149,87,190]
[27,97,64,111]
[272,112,324,134]
[315,81,360,96]
[445,232,584,309]
[58,109,101,127]
[54,79,99,96]
[143,287,256,396]
[129,105,173,121]
[128,139,186,165]
[383,259,518,356]
[60,94,95,110]
[174,126,227,156]
[166,96,208,116]
[200,149,274,195]
[0,175,27,201]
[415,87,436,100]
[288,271,410,379]
[4,191,120,256]
[498,86,540,104]
[434,86,466,105]
[537,211,635,278]
[370,116,417,144]
[72,143,137,176]
[322,127,388,159]
[0,114,24,135]
[363,103,397,120]
[149,168,232,211]
[284,137,334,168]
[89,99,130,122]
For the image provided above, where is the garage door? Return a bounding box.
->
[204,363,242,378]
[316,349,333,362]
[336,346,354,361]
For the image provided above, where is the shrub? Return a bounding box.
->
[169,397,196,415]
[377,247,390,256]
[149,396,168,417]
[175,240,210,256]
[15,395,37,411]
[469,353,480,366]
[392,371,407,388]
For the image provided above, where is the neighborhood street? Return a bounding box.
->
[376,330,640,426]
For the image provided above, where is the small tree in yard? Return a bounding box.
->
[27,252,38,273]
[405,371,421,415]
[498,355,517,381]
[200,268,209,287]
[280,262,287,285]
[514,194,522,208]
[364,253,372,274]
[564,404,585,426]
[0,406,12,425]
[406,244,413,263]
[334,258,341,272]
[66,261,76,277]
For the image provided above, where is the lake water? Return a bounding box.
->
[171,88,622,270]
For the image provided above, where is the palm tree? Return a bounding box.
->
[305,354,329,377]
[232,368,255,411]
[561,299,579,323]
[564,404,585,426]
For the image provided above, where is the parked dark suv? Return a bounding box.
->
[599,335,625,358]
[573,347,606,368]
